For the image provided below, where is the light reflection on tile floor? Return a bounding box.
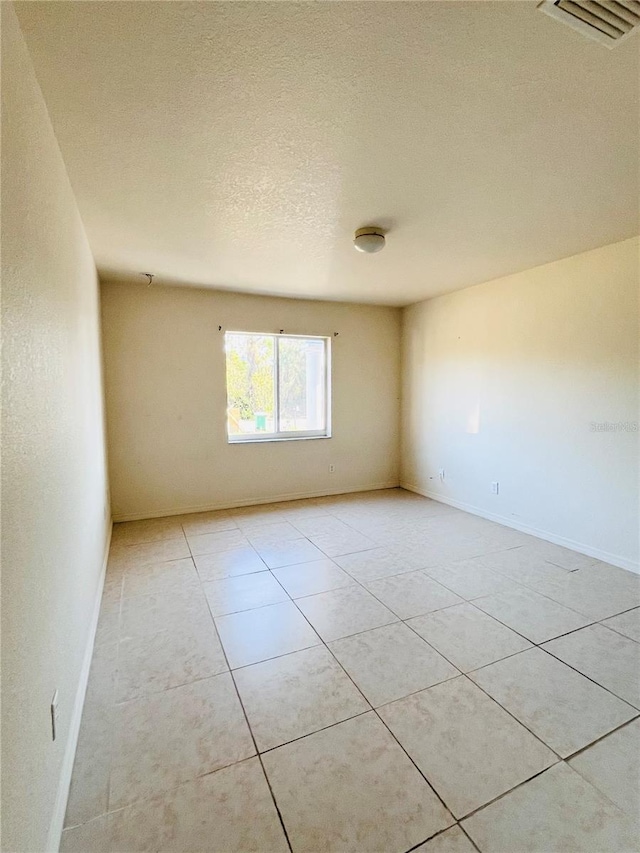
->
[62,488,640,852]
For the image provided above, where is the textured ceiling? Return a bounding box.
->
[15,1,639,306]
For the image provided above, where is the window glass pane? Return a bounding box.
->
[225,334,275,436]
[278,337,326,433]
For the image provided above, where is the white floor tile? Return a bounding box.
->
[109,537,190,571]
[245,521,305,547]
[186,528,248,556]
[193,546,267,581]
[272,558,355,598]
[116,621,227,701]
[68,490,640,849]
[109,673,255,809]
[379,676,556,817]
[215,600,321,668]
[179,509,237,537]
[462,762,638,853]
[112,516,185,547]
[202,571,289,617]
[262,712,454,853]
[60,816,109,853]
[329,622,458,707]
[309,528,376,558]
[425,558,521,600]
[336,546,434,583]
[522,563,640,621]
[122,557,199,599]
[543,623,640,709]
[568,719,640,823]
[119,589,213,641]
[470,647,637,757]
[110,758,289,852]
[408,602,531,673]
[254,538,326,569]
[296,584,398,642]
[412,826,477,853]
[473,586,592,643]
[234,645,369,750]
[365,570,463,619]
[602,607,640,643]
[64,704,112,827]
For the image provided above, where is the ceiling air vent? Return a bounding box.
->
[538,0,640,46]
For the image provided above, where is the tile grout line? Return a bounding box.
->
[465,643,639,761]
[313,544,555,729]
[255,709,374,758]
[112,516,640,624]
[472,581,608,623]
[484,562,640,622]
[76,496,639,846]
[457,601,640,713]
[457,762,563,824]
[70,521,284,835]
[115,523,638,736]
[197,534,296,853]
[389,621,569,764]
[402,823,466,853]
[562,714,640,763]
[281,584,460,827]
[72,516,296,842]
[597,607,640,644]
[268,524,578,790]
[460,740,639,831]
[459,823,484,853]
[560,725,640,823]
[461,599,598,648]
[195,540,638,632]
[116,570,640,792]
[224,680,296,853]
[534,644,640,713]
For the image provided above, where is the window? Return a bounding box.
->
[225,332,330,442]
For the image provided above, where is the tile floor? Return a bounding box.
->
[62,489,640,852]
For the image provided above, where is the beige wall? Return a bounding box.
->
[402,237,640,571]
[101,281,401,520]
[1,6,110,851]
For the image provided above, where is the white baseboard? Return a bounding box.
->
[112,481,401,523]
[400,482,639,575]
[46,520,113,853]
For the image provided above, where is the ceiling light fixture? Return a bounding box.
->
[353,227,386,254]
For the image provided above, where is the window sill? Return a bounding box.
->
[228,434,331,445]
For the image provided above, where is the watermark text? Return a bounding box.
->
[589,421,638,432]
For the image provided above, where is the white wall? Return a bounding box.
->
[101,281,401,520]
[401,237,639,571]
[1,6,111,851]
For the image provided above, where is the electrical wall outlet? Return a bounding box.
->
[329,464,335,473]
[438,468,445,481]
[491,481,499,495]
[51,690,59,741]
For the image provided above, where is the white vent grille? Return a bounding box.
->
[538,0,640,46]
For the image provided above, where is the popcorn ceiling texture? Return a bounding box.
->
[15,0,639,305]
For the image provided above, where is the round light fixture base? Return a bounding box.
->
[353,227,386,254]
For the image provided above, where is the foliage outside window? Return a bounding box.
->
[225,332,330,441]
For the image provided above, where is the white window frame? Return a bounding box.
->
[225,331,331,443]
